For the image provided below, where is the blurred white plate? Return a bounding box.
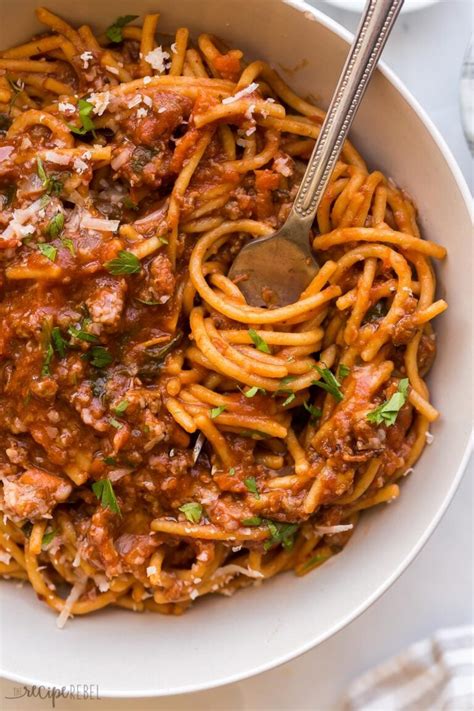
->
[323,0,439,13]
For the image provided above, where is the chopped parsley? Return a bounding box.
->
[109,417,122,429]
[87,346,113,368]
[67,98,95,136]
[242,516,262,526]
[41,529,57,548]
[62,237,75,256]
[210,405,226,419]
[178,502,203,524]
[312,365,344,402]
[68,325,99,343]
[244,386,265,398]
[304,400,322,421]
[248,328,271,353]
[103,456,117,466]
[279,374,297,388]
[92,478,121,515]
[113,400,129,415]
[37,243,57,262]
[106,15,138,43]
[244,476,260,499]
[51,326,67,358]
[337,364,350,379]
[366,378,410,427]
[228,467,236,476]
[264,521,299,551]
[104,250,141,275]
[47,212,64,238]
[301,550,332,571]
[282,392,296,407]
[36,157,62,195]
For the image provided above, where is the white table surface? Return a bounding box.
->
[1,1,472,708]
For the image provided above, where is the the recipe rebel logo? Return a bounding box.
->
[5,683,101,707]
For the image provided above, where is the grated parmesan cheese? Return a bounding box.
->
[144,46,171,73]
[56,579,86,629]
[158,106,167,114]
[170,42,178,54]
[274,155,292,177]
[58,101,76,114]
[88,91,110,116]
[245,126,256,136]
[222,82,259,105]
[143,75,152,84]
[0,550,11,565]
[314,524,353,534]
[80,51,93,69]
[425,431,434,444]
[142,95,153,107]
[44,150,71,166]
[146,566,157,576]
[245,103,256,120]
[81,215,120,232]
[127,94,143,109]
[106,65,119,76]
[73,157,88,174]
[136,107,148,118]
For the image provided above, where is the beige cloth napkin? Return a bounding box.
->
[342,626,473,710]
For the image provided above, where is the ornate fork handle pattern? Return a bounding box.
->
[291,0,404,224]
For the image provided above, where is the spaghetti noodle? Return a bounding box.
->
[0,9,447,623]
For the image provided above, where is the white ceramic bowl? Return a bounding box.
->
[0,0,472,697]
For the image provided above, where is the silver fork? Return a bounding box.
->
[228,0,404,307]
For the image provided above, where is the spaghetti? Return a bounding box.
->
[0,8,447,624]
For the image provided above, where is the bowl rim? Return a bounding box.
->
[1,0,472,698]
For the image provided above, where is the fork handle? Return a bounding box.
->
[288,0,404,230]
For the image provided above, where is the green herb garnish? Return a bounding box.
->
[37,243,57,262]
[178,502,203,524]
[67,98,95,136]
[366,378,410,427]
[244,476,260,499]
[92,478,121,515]
[104,250,141,275]
[109,417,122,429]
[51,326,67,358]
[113,400,129,415]
[264,521,299,551]
[210,405,226,419]
[338,364,350,379]
[41,529,57,548]
[62,237,75,256]
[47,212,64,238]
[242,516,262,526]
[304,400,322,421]
[103,456,117,466]
[301,550,332,571]
[282,392,296,407]
[312,365,344,402]
[87,346,113,368]
[36,157,62,195]
[244,386,265,398]
[106,15,138,43]
[248,328,271,353]
[68,325,99,343]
